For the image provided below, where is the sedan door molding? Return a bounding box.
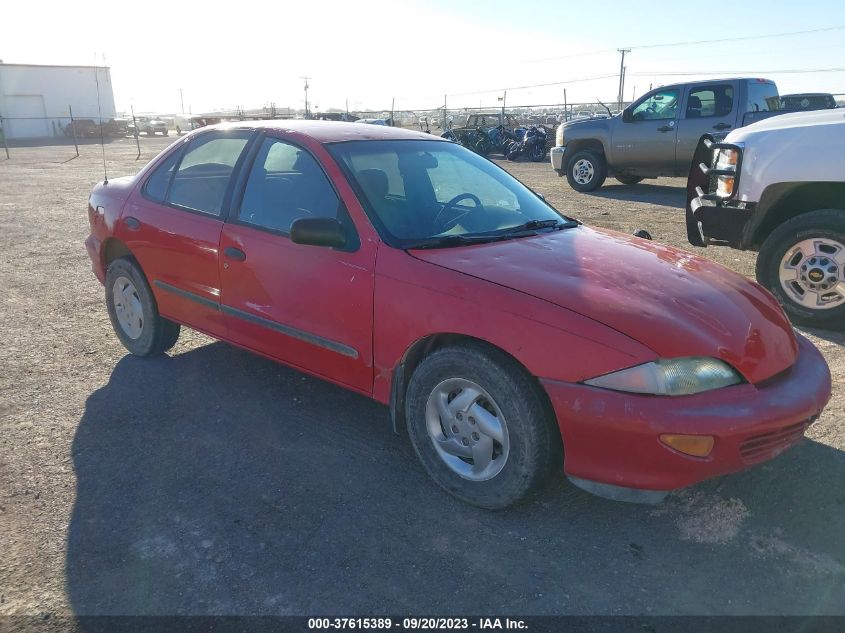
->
[220,304,359,359]
[154,279,358,359]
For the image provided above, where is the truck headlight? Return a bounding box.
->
[584,358,741,396]
[715,147,740,198]
[556,125,565,146]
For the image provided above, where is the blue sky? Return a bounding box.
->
[4,0,845,113]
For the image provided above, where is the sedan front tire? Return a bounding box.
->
[405,342,562,509]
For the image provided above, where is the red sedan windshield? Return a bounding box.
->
[330,140,564,245]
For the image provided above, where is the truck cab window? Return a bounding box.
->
[631,89,680,121]
[687,85,734,118]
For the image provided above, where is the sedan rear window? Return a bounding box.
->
[167,133,250,215]
[142,149,181,202]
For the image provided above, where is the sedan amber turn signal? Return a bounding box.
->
[659,434,715,457]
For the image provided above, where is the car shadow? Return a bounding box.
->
[590,182,687,210]
[799,325,845,346]
[66,342,845,616]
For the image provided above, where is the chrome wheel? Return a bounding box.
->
[424,378,510,481]
[112,276,144,339]
[572,158,594,185]
[778,238,845,310]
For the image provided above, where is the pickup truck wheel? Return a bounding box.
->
[405,343,561,509]
[615,176,643,185]
[105,257,181,356]
[757,209,845,330]
[162,130,169,136]
[566,150,606,192]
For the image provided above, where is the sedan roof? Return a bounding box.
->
[214,119,445,143]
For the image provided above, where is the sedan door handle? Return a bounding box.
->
[223,246,246,262]
[657,125,674,133]
[713,123,732,131]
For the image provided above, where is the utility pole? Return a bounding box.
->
[617,48,631,110]
[300,76,311,118]
[621,66,627,108]
[179,88,185,114]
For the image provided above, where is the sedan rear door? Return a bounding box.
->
[119,129,254,337]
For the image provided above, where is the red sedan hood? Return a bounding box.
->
[411,226,797,384]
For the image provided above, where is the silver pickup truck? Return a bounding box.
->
[551,78,788,192]
[686,109,845,330]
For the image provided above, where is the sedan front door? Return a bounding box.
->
[218,134,377,393]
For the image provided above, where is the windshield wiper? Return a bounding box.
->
[404,219,579,250]
[404,234,509,250]
[496,218,579,235]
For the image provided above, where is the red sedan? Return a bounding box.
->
[85,121,831,508]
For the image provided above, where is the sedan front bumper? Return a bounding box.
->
[541,334,831,498]
[550,146,566,173]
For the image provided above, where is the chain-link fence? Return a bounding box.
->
[2,93,843,162]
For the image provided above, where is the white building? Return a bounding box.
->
[0,62,116,139]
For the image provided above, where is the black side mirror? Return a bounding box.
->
[290,217,347,249]
[622,109,633,123]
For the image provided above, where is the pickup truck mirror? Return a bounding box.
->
[290,217,347,249]
[622,109,633,123]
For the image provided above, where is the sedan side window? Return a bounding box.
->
[632,89,680,121]
[238,138,340,234]
[142,148,182,202]
[167,132,250,216]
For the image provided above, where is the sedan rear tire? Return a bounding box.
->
[105,257,181,356]
[405,342,562,509]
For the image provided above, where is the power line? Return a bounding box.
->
[631,25,845,50]
[631,67,845,76]
[523,24,845,63]
[446,73,618,98]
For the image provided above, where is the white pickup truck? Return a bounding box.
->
[687,108,845,329]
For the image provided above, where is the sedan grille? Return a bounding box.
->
[739,418,815,464]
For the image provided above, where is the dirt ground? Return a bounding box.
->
[1,135,843,618]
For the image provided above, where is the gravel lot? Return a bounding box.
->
[1,136,843,617]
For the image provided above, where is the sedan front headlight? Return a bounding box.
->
[584,358,741,396]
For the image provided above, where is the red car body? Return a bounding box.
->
[85,121,831,503]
